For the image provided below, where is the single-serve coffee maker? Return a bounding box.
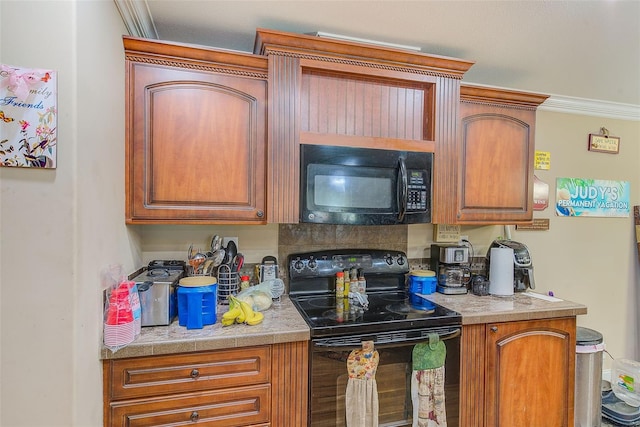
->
[486,239,535,291]
[430,244,471,294]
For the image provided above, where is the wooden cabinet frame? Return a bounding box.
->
[254,29,474,224]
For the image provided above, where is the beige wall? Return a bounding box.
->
[1,1,134,425]
[0,2,637,426]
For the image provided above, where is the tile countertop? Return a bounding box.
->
[101,296,310,360]
[422,291,588,325]
[101,291,588,360]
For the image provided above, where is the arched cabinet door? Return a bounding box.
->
[124,37,268,224]
[485,318,576,427]
[457,85,548,224]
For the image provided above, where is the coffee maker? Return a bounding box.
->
[430,244,471,295]
[486,239,535,291]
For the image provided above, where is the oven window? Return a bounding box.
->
[310,339,460,427]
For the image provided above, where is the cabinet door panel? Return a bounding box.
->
[127,63,266,223]
[110,385,270,427]
[455,86,548,224]
[485,318,575,427]
[461,114,530,210]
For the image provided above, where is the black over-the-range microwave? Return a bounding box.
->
[300,144,433,225]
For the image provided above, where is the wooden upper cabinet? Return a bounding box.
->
[254,28,474,224]
[124,36,269,224]
[456,85,549,224]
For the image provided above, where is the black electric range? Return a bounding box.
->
[288,249,461,338]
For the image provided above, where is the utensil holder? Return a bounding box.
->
[217,264,238,304]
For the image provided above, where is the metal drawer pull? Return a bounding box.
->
[190,411,199,422]
[190,369,200,379]
[491,326,498,333]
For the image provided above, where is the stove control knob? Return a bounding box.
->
[308,259,317,270]
[397,256,405,266]
[384,255,394,266]
[293,259,305,272]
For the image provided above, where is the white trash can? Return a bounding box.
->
[575,327,605,427]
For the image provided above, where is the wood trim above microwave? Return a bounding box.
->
[300,132,436,153]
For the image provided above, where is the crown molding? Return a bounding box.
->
[539,95,640,121]
[114,0,158,39]
[114,2,639,122]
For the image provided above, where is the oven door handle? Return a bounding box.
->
[313,327,461,349]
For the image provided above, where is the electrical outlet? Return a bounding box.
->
[224,237,238,247]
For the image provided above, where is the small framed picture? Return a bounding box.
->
[588,133,619,154]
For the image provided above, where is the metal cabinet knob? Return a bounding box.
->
[490,326,498,333]
[190,411,199,422]
[256,210,264,218]
[190,369,199,379]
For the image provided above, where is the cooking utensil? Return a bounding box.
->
[231,253,244,273]
[188,251,206,275]
[259,256,279,282]
[211,249,225,268]
[223,240,238,265]
[202,259,214,275]
[210,235,222,252]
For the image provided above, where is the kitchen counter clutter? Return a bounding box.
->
[424,290,587,325]
[100,295,309,360]
[101,290,586,360]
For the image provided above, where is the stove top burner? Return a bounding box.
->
[290,290,460,337]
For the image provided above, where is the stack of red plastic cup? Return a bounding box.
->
[104,286,136,348]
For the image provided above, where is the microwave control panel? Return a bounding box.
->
[407,170,428,211]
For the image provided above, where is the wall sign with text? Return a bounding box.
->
[556,178,630,218]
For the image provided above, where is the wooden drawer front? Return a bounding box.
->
[108,347,270,400]
[110,384,270,427]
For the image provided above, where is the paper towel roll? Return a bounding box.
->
[489,247,514,296]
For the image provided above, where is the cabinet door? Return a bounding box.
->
[485,318,576,427]
[126,62,267,224]
[458,107,534,223]
[456,86,548,224]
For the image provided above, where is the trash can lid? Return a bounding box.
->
[576,326,603,345]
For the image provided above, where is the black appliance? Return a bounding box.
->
[300,144,432,225]
[288,249,461,427]
[486,239,535,291]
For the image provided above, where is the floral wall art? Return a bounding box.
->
[0,64,57,168]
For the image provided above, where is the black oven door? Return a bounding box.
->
[300,144,432,225]
[308,326,460,427]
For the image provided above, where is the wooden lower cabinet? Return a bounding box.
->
[460,317,576,427]
[103,342,308,427]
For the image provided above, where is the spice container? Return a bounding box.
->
[240,275,251,291]
[343,269,351,296]
[335,271,345,298]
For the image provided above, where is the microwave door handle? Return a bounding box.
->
[397,158,408,222]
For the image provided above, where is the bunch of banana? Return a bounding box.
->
[221,295,265,326]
